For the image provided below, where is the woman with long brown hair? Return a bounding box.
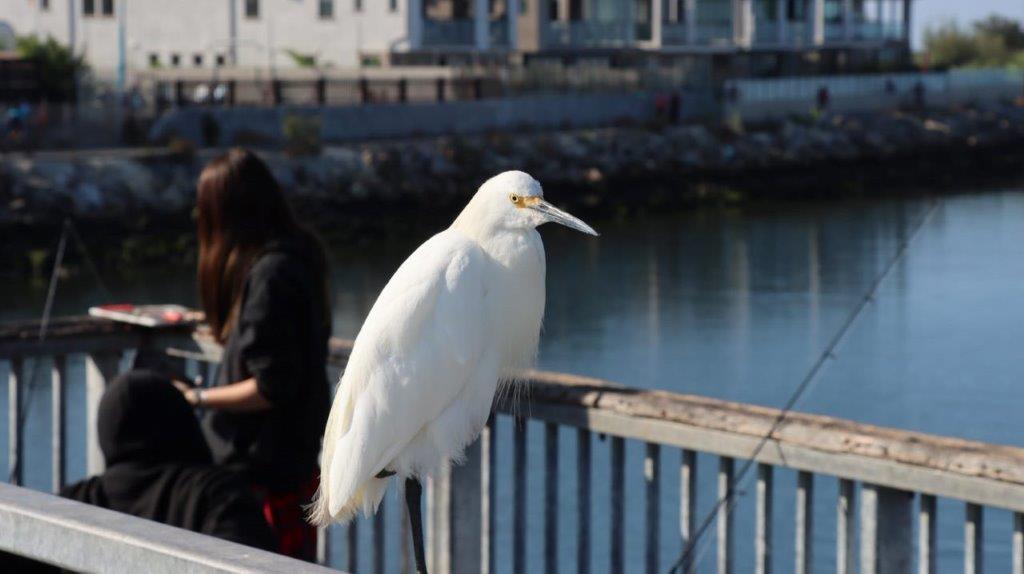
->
[175,148,331,560]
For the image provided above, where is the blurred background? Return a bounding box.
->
[2,1,1024,573]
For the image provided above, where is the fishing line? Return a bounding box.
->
[667,198,941,574]
[8,219,70,484]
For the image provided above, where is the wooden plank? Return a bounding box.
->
[1013,512,1023,574]
[7,358,24,486]
[918,494,936,574]
[717,457,734,574]
[755,464,773,574]
[965,503,983,574]
[680,450,697,574]
[837,479,855,574]
[576,429,591,574]
[795,471,813,574]
[645,443,660,574]
[85,351,122,476]
[610,436,625,574]
[544,424,558,574]
[518,369,1024,490]
[519,402,1024,513]
[51,355,68,493]
[513,421,527,574]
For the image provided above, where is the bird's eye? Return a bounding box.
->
[509,194,520,204]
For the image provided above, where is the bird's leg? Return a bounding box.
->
[405,477,428,574]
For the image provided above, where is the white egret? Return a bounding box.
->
[308,171,597,572]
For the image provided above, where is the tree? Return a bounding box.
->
[922,21,978,68]
[15,36,86,101]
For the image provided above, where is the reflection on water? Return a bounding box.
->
[4,190,1024,572]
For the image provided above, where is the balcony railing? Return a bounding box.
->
[4,316,1024,572]
[546,21,633,48]
[422,19,476,47]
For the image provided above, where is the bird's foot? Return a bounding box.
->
[375,469,396,478]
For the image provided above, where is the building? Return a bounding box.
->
[1,0,912,82]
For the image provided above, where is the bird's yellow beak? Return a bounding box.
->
[528,198,599,236]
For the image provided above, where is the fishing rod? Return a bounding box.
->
[667,198,941,574]
[8,219,69,484]
[8,218,111,485]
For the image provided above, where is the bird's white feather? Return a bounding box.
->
[309,171,583,527]
[309,230,492,524]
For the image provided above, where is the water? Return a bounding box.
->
[4,189,1024,572]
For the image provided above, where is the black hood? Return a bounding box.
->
[98,369,212,466]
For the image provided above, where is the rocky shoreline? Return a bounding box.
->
[3,101,1024,278]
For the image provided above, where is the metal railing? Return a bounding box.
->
[4,316,1024,572]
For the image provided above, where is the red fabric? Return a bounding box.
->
[252,476,319,561]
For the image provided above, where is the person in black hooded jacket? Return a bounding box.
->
[61,370,276,551]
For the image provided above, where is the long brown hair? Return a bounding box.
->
[197,148,327,342]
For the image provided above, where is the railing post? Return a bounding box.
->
[373,498,385,574]
[436,78,446,103]
[577,429,591,574]
[86,351,122,476]
[428,438,483,574]
[755,464,773,574]
[398,78,408,103]
[680,450,697,574]
[918,494,936,574]
[544,424,559,574]
[837,479,856,574]
[271,79,283,106]
[795,471,813,574]
[482,418,496,574]
[965,503,983,574]
[7,358,24,486]
[1014,512,1024,574]
[859,484,913,574]
[51,355,68,493]
[717,457,734,574]
[610,436,625,574]
[226,79,236,106]
[347,520,359,573]
[174,80,185,106]
[645,443,661,574]
[316,78,327,106]
[513,420,527,574]
[359,78,370,104]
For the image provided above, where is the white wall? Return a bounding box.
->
[0,0,411,80]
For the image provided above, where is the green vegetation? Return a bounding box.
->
[284,49,317,69]
[15,35,86,99]
[922,15,1024,69]
[282,114,322,156]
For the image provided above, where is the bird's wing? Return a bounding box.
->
[317,230,489,520]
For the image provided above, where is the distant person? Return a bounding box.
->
[817,86,830,112]
[176,148,332,561]
[61,371,276,551]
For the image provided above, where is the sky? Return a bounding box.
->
[912,0,1024,49]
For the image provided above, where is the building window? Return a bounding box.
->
[354,0,362,13]
[389,0,396,12]
[101,0,114,16]
[83,0,95,16]
[41,0,50,11]
[170,53,180,67]
[319,0,334,18]
[148,53,159,67]
[193,54,203,67]
[245,0,259,18]
[216,54,226,66]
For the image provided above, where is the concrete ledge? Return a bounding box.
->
[0,483,340,573]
